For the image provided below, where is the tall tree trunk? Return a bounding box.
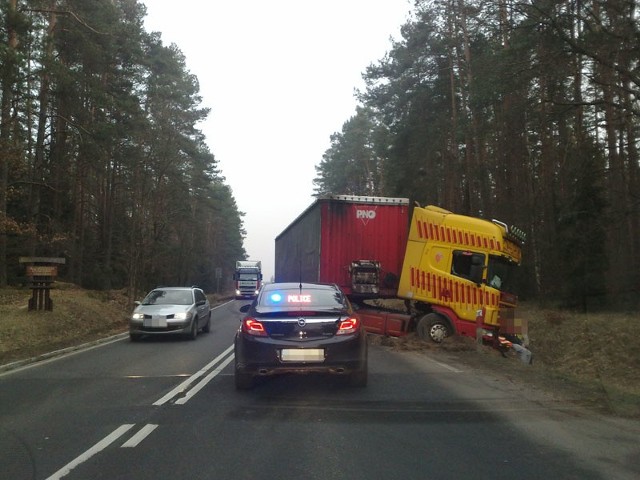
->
[457,0,490,215]
[29,3,58,255]
[536,40,560,298]
[495,0,529,223]
[444,1,459,210]
[623,90,640,291]
[0,0,19,286]
[597,47,628,296]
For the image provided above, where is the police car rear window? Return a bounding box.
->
[260,289,343,308]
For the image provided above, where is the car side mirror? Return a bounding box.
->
[239,304,251,313]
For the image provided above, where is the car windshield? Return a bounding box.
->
[259,288,344,309]
[238,273,258,280]
[142,290,193,306]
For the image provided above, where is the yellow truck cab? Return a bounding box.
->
[397,205,526,342]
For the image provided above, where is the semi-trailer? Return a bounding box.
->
[275,195,526,343]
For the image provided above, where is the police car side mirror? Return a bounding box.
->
[239,304,251,313]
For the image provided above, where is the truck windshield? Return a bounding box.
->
[238,273,258,280]
[486,255,517,293]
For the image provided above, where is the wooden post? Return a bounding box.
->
[19,257,65,311]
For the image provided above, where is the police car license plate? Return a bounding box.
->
[281,349,324,362]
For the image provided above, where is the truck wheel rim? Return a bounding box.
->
[430,324,448,343]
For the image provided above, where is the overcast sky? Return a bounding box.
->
[142,0,411,281]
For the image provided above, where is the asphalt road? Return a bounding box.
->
[1,300,638,480]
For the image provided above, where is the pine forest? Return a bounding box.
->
[314,0,639,310]
[1,0,639,310]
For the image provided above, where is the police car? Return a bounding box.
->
[233,282,368,389]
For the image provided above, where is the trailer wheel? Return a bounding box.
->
[416,313,451,343]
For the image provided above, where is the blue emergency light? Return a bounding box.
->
[270,293,283,303]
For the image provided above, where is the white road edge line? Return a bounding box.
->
[425,356,463,373]
[45,424,135,480]
[212,299,235,309]
[121,424,158,448]
[153,344,234,406]
[174,353,235,405]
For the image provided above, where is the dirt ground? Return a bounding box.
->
[1,285,638,418]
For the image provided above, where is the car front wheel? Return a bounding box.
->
[187,319,198,340]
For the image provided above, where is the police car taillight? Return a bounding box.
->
[336,317,359,335]
[242,318,267,336]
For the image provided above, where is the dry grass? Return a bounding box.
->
[1,286,638,417]
[0,283,230,366]
[0,283,131,365]
[522,304,640,417]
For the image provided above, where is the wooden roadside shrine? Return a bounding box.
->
[19,257,66,311]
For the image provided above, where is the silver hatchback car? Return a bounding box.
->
[129,286,211,341]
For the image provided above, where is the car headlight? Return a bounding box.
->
[174,312,191,320]
[132,313,144,320]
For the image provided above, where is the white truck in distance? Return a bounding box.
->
[233,260,262,299]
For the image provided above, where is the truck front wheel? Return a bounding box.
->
[416,313,451,343]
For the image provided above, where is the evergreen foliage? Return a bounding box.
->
[2,1,639,308]
[315,0,640,307]
[0,0,246,295]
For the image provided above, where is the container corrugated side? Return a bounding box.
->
[275,196,410,297]
[318,198,410,296]
[275,201,322,283]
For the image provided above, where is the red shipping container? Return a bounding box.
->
[275,195,410,297]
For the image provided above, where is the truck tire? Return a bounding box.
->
[416,313,451,343]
